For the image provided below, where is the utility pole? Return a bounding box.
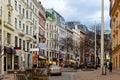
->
[1,0,4,74]
[101,0,106,75]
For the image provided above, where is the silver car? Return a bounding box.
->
[49,65,62,76]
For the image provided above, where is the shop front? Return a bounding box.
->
[38,56,46,68]
[4,46,16,72]
[32,53,39,68]
[26,52,32,69]
[15,50,26,71]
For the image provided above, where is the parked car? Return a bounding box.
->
[48,65,62,76]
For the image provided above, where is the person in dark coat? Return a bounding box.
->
[109,61,112,72]
[33,64,37,69]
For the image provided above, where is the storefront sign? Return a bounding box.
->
[30,48,39,51]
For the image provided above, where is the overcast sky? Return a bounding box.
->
[40,0,110,30]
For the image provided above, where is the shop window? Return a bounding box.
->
[7,54,12,69]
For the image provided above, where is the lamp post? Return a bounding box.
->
[94,22,97,69]
[101,0,106,75]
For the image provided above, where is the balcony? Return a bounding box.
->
[17,29,25,37]
[4,21,14,31]
[33,35,37,43]
[18,14,24,20]
[26,18,33,25]
[26,34,33,42]
[33,25,37,30]
[7,4,13,12]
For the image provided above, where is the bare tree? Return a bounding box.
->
[60,37,74,60]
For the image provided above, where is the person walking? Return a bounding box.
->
[109,61,112,72]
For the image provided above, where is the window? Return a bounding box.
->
[35,21,37,26]
[33,5,34,11]
[19,5,21,14]
[15,36,18,47]
[23,40,25,51]
[30,27,32,35]
[8,0,11,4]
[30,12,32,19]
[30,44,32,48]
[23,24,25,32]
[47,23,48,29]
[30,2,32,8]
[7,33,11,44]
[33,18,34,25]
[27,0,29,6]
[19,38,21,47]
[26,11,28,19]
[35,8,37,13]
[26,25,28,34]
[8,12,11,23]
[115,18,118,27]
[15,1,17,10]
[15,18,17,29]
[23,8,25,16]
[19,21,21,29]
[27,42,29,51]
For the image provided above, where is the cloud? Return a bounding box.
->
[40,0,110,30]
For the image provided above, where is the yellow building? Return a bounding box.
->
[0,0,16,74]
[110,0,120,69]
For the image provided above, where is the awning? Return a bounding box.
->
[11,48,16,54]
[4,46,11,54]
[4,46,16,54]
[39,56,46,59]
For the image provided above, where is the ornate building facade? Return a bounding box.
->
[110,0,120,69]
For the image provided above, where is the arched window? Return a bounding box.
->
[8,12,11,23]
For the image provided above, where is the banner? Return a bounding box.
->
[38,43,47,50]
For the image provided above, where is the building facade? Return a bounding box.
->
[0,0,42,73]
[45,9,59,64]
[0,0,16,73]
[110,0,120,69]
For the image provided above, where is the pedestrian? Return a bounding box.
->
[107,61,109,69]
[14,63,19,71]
[109,61,112,72]
[33,63,37,74]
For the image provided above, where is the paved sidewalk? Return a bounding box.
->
[3,74,14,80]
[74,68,120,80]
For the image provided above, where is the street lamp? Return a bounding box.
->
[94,22,97,69]
[101,0,106,75]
